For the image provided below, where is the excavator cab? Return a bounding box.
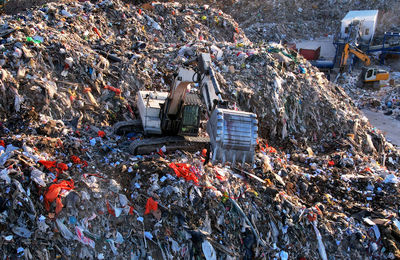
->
[359,67,389,88]
[180,105,200,135]
[178,93,202,136]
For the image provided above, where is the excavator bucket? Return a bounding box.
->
[207,108,258,164]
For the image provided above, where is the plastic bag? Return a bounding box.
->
[44,179,75,214]
[168,163,199,183]
[144,197,158,215]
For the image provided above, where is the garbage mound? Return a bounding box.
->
[0,0,392,152]
[0,1,248,124]
[0,1,400,259]
[339,70,400,122]
[181,0,400,43]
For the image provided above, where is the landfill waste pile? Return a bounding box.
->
[178,0,400,43]
[0,0,400,259]
[339,70,400,121]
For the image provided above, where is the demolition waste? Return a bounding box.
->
[0,0,400,259]
[182,0,400,43]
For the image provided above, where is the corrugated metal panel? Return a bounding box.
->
[207,108,258,164]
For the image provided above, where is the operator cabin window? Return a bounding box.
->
[367,69,373,78]
[182,106,199,126]
[345,27,349,34]
[365,28,370,35]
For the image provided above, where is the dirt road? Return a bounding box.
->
[362,109,400,146]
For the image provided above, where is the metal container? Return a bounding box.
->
[137,91,168,134]
[207,108,258,164]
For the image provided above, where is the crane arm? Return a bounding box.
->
[165,53,227,117]
[165,68,196,116]
[340,43,371,71]
[349,47,370,66]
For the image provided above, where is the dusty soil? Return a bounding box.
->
[362,109,400,146]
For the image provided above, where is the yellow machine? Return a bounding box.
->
[359,67,389,88]
[340,43,371,71]
[340,43,389,88]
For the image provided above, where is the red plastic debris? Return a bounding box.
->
[55,197,63,215]
[157,148,165,157]
[82,161,88,167]
[126,104,135,119]
[104,85,121,95]
[44,179,75,213]
[92,27,101,38]
[307,212,317,222]
[168,163,199,183]
[261,143,277,153]
[328,160,335,167]
[56,163,68,173]
[202,148,207,157]
[144,197,158,215]
[215,173,226,181]
[0,140,5,148]
[363,167,372,173]
[97,131,106,138]
[38,160,57,171]
[70,155,81,164]
[106,200,116,217]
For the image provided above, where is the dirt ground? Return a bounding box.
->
[362,109,400,146]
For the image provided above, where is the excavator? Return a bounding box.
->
[340,43,389,88]
[113,53,258,164]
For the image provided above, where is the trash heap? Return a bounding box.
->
[339,70,400,120]
[0,0,399,259]
[181,0,400,43]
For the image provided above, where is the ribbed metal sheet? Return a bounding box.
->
[207,108,258,164]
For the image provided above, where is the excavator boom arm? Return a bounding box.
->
[340,43,371,71]
[349,47,370,66]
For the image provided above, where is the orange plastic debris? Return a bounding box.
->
[44,179,75,213]
[168,163,199,183]
[104,85,121,95]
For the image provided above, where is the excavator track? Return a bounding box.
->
[129,136,210,155]
[113,120,143,135]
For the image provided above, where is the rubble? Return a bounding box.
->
[181,0,400,43]
[338,69,400,122]
[0,0,399,259]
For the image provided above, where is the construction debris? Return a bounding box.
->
[0,0,399,259]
